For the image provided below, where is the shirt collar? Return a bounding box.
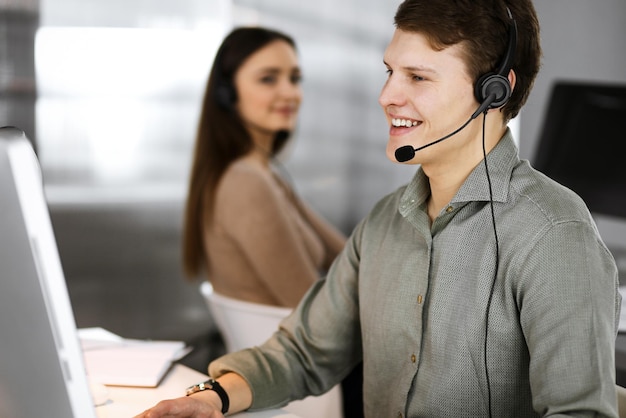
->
[454,128,519,204]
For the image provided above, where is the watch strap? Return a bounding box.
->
[185,378,229,414]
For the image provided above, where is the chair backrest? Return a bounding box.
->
[199,281,345,418]
[199,281,292,353]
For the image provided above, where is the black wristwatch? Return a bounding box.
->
[185,378,230,414]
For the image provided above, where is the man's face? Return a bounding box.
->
[379,29,481,166]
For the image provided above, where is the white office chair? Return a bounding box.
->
[200,281,344,418]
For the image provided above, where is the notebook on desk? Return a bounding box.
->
[0,127,98,418]
[79,327,190,388]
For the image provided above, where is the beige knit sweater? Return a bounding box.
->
[203,157,346,308]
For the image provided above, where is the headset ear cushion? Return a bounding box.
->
[215,84,236,111]
[474,73,512,109]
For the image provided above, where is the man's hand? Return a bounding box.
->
[133,372,252,418]
[133,394,224,418]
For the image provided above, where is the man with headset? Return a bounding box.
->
[137,0,620,416]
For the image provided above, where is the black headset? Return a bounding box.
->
[481,7,517,418]
[474,7,518,112]
[211,41,237,112]
[215,81,236,111]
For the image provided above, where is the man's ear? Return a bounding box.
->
[508,69,517,93]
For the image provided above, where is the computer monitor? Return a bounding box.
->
[0,127,96,417]
[532,80,626,219]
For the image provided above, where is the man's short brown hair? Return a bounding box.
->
[394,0,542,121]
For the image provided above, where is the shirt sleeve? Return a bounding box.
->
[516,219,620,416]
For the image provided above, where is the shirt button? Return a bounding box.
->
[446,206,454,213]
[411,354,416,363]
[417,294,423,304]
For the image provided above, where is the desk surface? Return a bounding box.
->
[95,364,299,418]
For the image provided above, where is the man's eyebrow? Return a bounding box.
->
[383,60,436,73]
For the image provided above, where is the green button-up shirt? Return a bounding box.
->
[210,130,621,417]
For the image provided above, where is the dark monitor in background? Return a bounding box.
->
[532,80,626,220]
[0,127,97,417]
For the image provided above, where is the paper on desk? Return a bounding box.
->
[79,327,191,388]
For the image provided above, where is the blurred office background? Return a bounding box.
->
[1,0,626,371]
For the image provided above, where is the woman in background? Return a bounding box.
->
[183,27,363,417]
[182,27,347,308]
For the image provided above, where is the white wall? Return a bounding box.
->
[520,1,626,262]
[520,0,626,160]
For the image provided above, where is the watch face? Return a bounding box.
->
[186,379,216,396]
[184,379,228,414]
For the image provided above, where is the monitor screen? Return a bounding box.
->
[0,127,96,418]
[532,80,626,219]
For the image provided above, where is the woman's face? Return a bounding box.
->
[233,40,302,141]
